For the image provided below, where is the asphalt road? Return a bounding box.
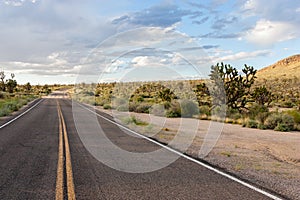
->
[0,98,281,199]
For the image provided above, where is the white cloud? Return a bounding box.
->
[243,0,257,11]
[216,50,271,62]
[3,0,37,6]
[131,56,167,68]
[241,0,299,18]
[245,19,297,46]
[103,59,126,73]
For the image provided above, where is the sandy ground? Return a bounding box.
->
[98,107,300,200]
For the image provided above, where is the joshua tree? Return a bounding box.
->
[0,70,6,92]
[210,63,257,112]
[6,73,17,93]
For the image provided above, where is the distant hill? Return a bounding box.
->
[255,54,300,107]
[256,54,300,80]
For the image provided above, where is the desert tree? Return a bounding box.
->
[0,70,6,92]
[25,82,32,93]
[210,63,257,112]
[157,88,175,102]
[6,73,17,93]
[252,86,273,106]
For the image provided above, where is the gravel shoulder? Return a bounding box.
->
[97,107,300,200]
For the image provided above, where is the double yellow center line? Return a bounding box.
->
[56,100,76,200]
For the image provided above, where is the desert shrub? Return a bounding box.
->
[0,96,35,117]
[0,92,7,99]
[163,101,171,109]
[245,119,258,128]
[4,101,18,111]
[180,99,199,118]
[117,105,128,112]
[122,116,134,125]
[280,100,294,108]
[83,91,94,96]
[103,104,112,109]
[199,105,211,116]
[231,112,243,121]
[150,104,165,116]
[122,116,148,126]
[225,118,234,124]
[264,113,295,131]
[113,97,127,107]
[264,113,282,129]
[166,101,181,118]
[131,95,144,102]
[128,102,138,112]
[98,101,105,106]
[135,102,152,113]
[295,124,300,131]
[0,105,10,116]
[95,98,110,106]
[226,108,242,121]
[255,112,270,124]
[275,114,294,132]
[274,123,290,132]
[248,104,269,119]
[285,110,300,124]
[242,118,248,127]
[257,123,267,130]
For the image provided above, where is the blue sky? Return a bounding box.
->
[0,0,299,84]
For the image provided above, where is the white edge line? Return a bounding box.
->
[76,102,283,200]
[0,99,44,129]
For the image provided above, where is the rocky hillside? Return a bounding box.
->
[255,54,300,107]
[256,54,300,80]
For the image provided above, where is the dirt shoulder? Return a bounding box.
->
[97,107,299,200]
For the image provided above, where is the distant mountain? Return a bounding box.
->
[256,54,300,80]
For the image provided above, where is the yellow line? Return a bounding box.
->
[55,100,64,200]
[59,104,76,200]
[56,100,76,200]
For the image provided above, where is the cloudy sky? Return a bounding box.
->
[1,0,299,84]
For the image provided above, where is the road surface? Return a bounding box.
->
[0,97,282,199]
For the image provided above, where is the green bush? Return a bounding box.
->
[0,92,7,99]
[121,116,148,126]
[150,104,165,116]
[135,103,152,113]
[103,104,112,109]
[277,114,294,131]
[248,104,269,119]
[264,113,282,129]
[166,101,181,118]
[180,100,199,118]
[129,102,138,112]
[264,113,295,131]
[257,123,267,130]
[131,95,144,102]
[95,98,110,106]
[0,95,36,117]
[4,101,18,111]
[226,108,242,121]
[275,123,291,132]
[280,100,294,108]
[199,105,211,116]
[255,112,270,124]
[285,110,300,124]
[246,119,258,128]
[113,97,127,107]
[117,105,128,112]
[0,106,10,116]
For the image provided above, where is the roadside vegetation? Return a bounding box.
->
[0,70,71,117]
[74,58,300,132]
